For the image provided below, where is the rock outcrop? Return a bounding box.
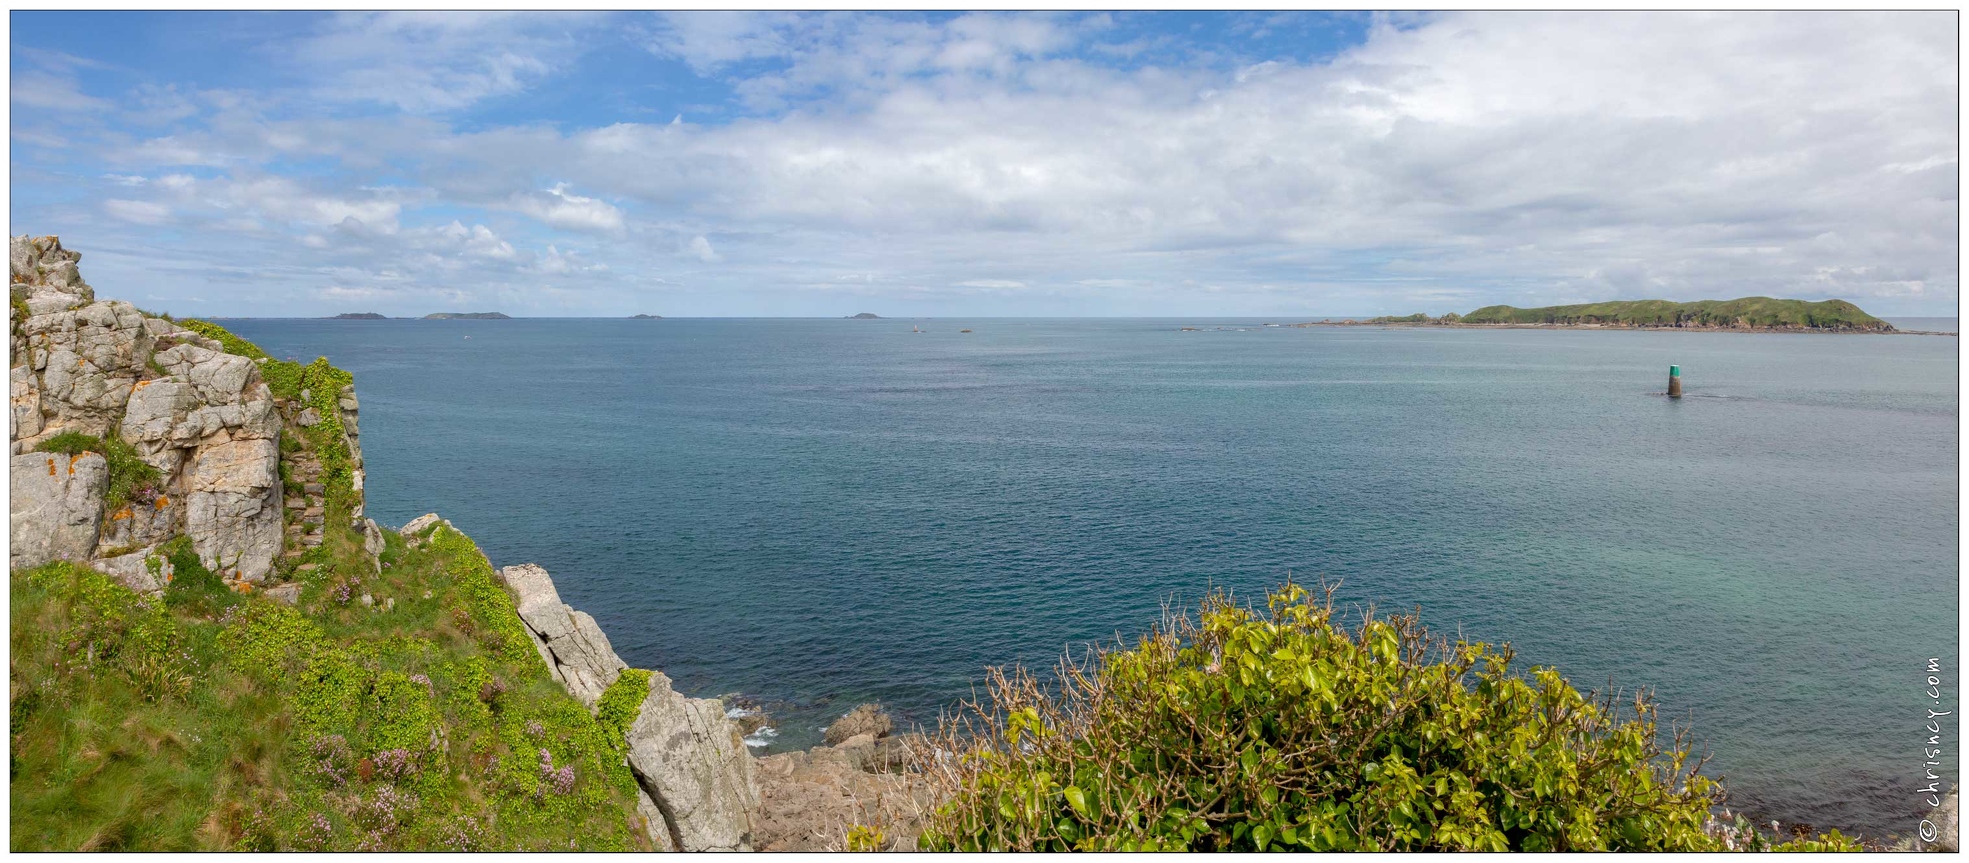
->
[494,560,759,851]
[499,563,629,708]
[9,450,107,569]
[400,512,453,546]
[824,703,894,746]
[9,235,287,582]
[1922,789,1958,852]
[753,723,933,852]
[625,670,762,852]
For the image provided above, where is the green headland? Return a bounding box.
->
[1295,297,1905,332]
[1458,297,1894,331]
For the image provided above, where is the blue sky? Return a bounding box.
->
[9,11,1958,317]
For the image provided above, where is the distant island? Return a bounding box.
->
[1284,298,1905,334]
[847,312,880,319]
[329,312,387,320]
[631,314,662,319]
[424,312,512,320]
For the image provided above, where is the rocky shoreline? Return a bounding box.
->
[493,554,934,851]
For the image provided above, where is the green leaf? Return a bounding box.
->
[1063,786,1089,817]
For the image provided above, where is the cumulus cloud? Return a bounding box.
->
[506,184,626,233]
[689,235,721,263]
[10,11,1959,316]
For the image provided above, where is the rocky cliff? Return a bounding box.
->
[496,559,760,851]
[7,235,377,587]
[8,235,950,852]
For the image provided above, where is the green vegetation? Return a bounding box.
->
[1368,313,1430,323]
[33,431,164,511]
[175,318,270,360]
[10,285,29,332]
[11,323,658,851]
[917,584,1860,852]
[11,525,657,851]
[182,318,363,539]
[1458,297,1892,331]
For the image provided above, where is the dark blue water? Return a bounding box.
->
[224,317,1957,838]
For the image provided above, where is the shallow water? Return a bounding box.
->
[225,316,1958,838]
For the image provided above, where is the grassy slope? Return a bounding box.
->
[10,324,656,851]
[1458,297,1892,330]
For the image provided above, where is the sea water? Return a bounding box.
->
[224,316,1957,838]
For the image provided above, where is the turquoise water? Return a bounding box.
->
[224,317,1957,838]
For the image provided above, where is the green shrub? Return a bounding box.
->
[920,583,1752,852]
[176,318,269,361]
[33,431,163,511]
[159,535,235,617]
[595,669,653,747]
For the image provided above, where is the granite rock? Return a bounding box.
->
[10,450,108,569]
[498,563,628,707]
[824,703,894,745]
[624,670,760,852]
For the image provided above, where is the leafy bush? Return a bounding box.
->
[176,318,269,361]
[33,431,163,510]
[918,583,1817,852]
[595,669,653,747]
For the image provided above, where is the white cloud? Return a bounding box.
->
[506,184,625,233]
[289,12,600,113]
[104,199,172,224]
[689,235,721,263]
[13,11,1959,316]
[11,72,112,111]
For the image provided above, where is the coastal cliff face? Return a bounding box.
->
[9,236,768,851]
[497,560,761,851]
[7,235,363,585]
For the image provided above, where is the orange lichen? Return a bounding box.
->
[133,380,150,391]
[111,507,132,521]
[46,457,55,476]
[154,495,170,509]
